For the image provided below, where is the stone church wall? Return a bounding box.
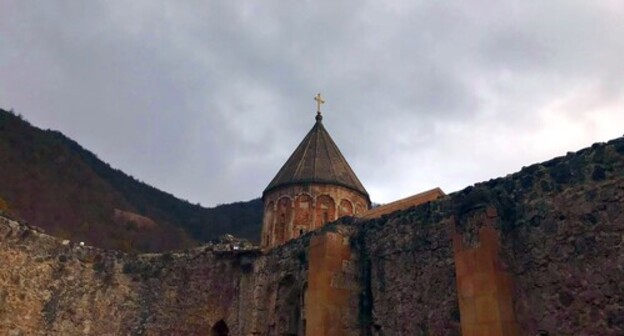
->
[261,184,368,248]
[1,137,623,335]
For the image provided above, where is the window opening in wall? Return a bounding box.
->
[323,211,328,224]
[299,229,304,235]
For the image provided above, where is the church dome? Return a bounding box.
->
[263,112,369,201]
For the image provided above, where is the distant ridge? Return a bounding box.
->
[0,108,262,252]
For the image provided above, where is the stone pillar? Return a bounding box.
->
[306,232,358,336]
[452,208,520,336]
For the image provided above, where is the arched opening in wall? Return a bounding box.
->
[338,199,353,218]
[211,320,229,336]
[275,197,292,244]
[354,202,364,215]
[263,201,275,247]
[294,194,313,232]
[315,195,335,228]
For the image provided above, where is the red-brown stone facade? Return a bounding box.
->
[261,184,369,248]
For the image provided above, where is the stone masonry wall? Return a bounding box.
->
[354,198,462,335]
[0,214,348,336]
[1,136,623,335]
[447,137,624,335]
[262,184,369,248]
[0,216,262,335]
[352,137,624,335]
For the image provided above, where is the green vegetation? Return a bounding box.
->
[0,108,262,252]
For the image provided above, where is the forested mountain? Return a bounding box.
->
[0,108,262,252]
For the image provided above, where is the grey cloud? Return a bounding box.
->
[1,0,623,205]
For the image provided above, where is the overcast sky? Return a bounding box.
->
[1,1,623,206]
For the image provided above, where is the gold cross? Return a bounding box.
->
[314,93,325,113]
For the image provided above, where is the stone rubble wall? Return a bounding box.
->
[0,217,140,335]
[0,213,328,335]
[452,137,624,335]
[352,137,624,335]
[0,217,264,335]
[0,137,623,335]
[353,197,462,335]
[508,178,624,335]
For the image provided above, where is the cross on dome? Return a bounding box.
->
[314,93,325,121]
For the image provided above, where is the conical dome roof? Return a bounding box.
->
[263,113,369,200]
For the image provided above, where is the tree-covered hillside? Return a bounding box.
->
[0,108,262,252]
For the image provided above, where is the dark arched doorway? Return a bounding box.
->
[211,319,229,336]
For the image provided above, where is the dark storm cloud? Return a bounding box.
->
[1,1,623,205]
